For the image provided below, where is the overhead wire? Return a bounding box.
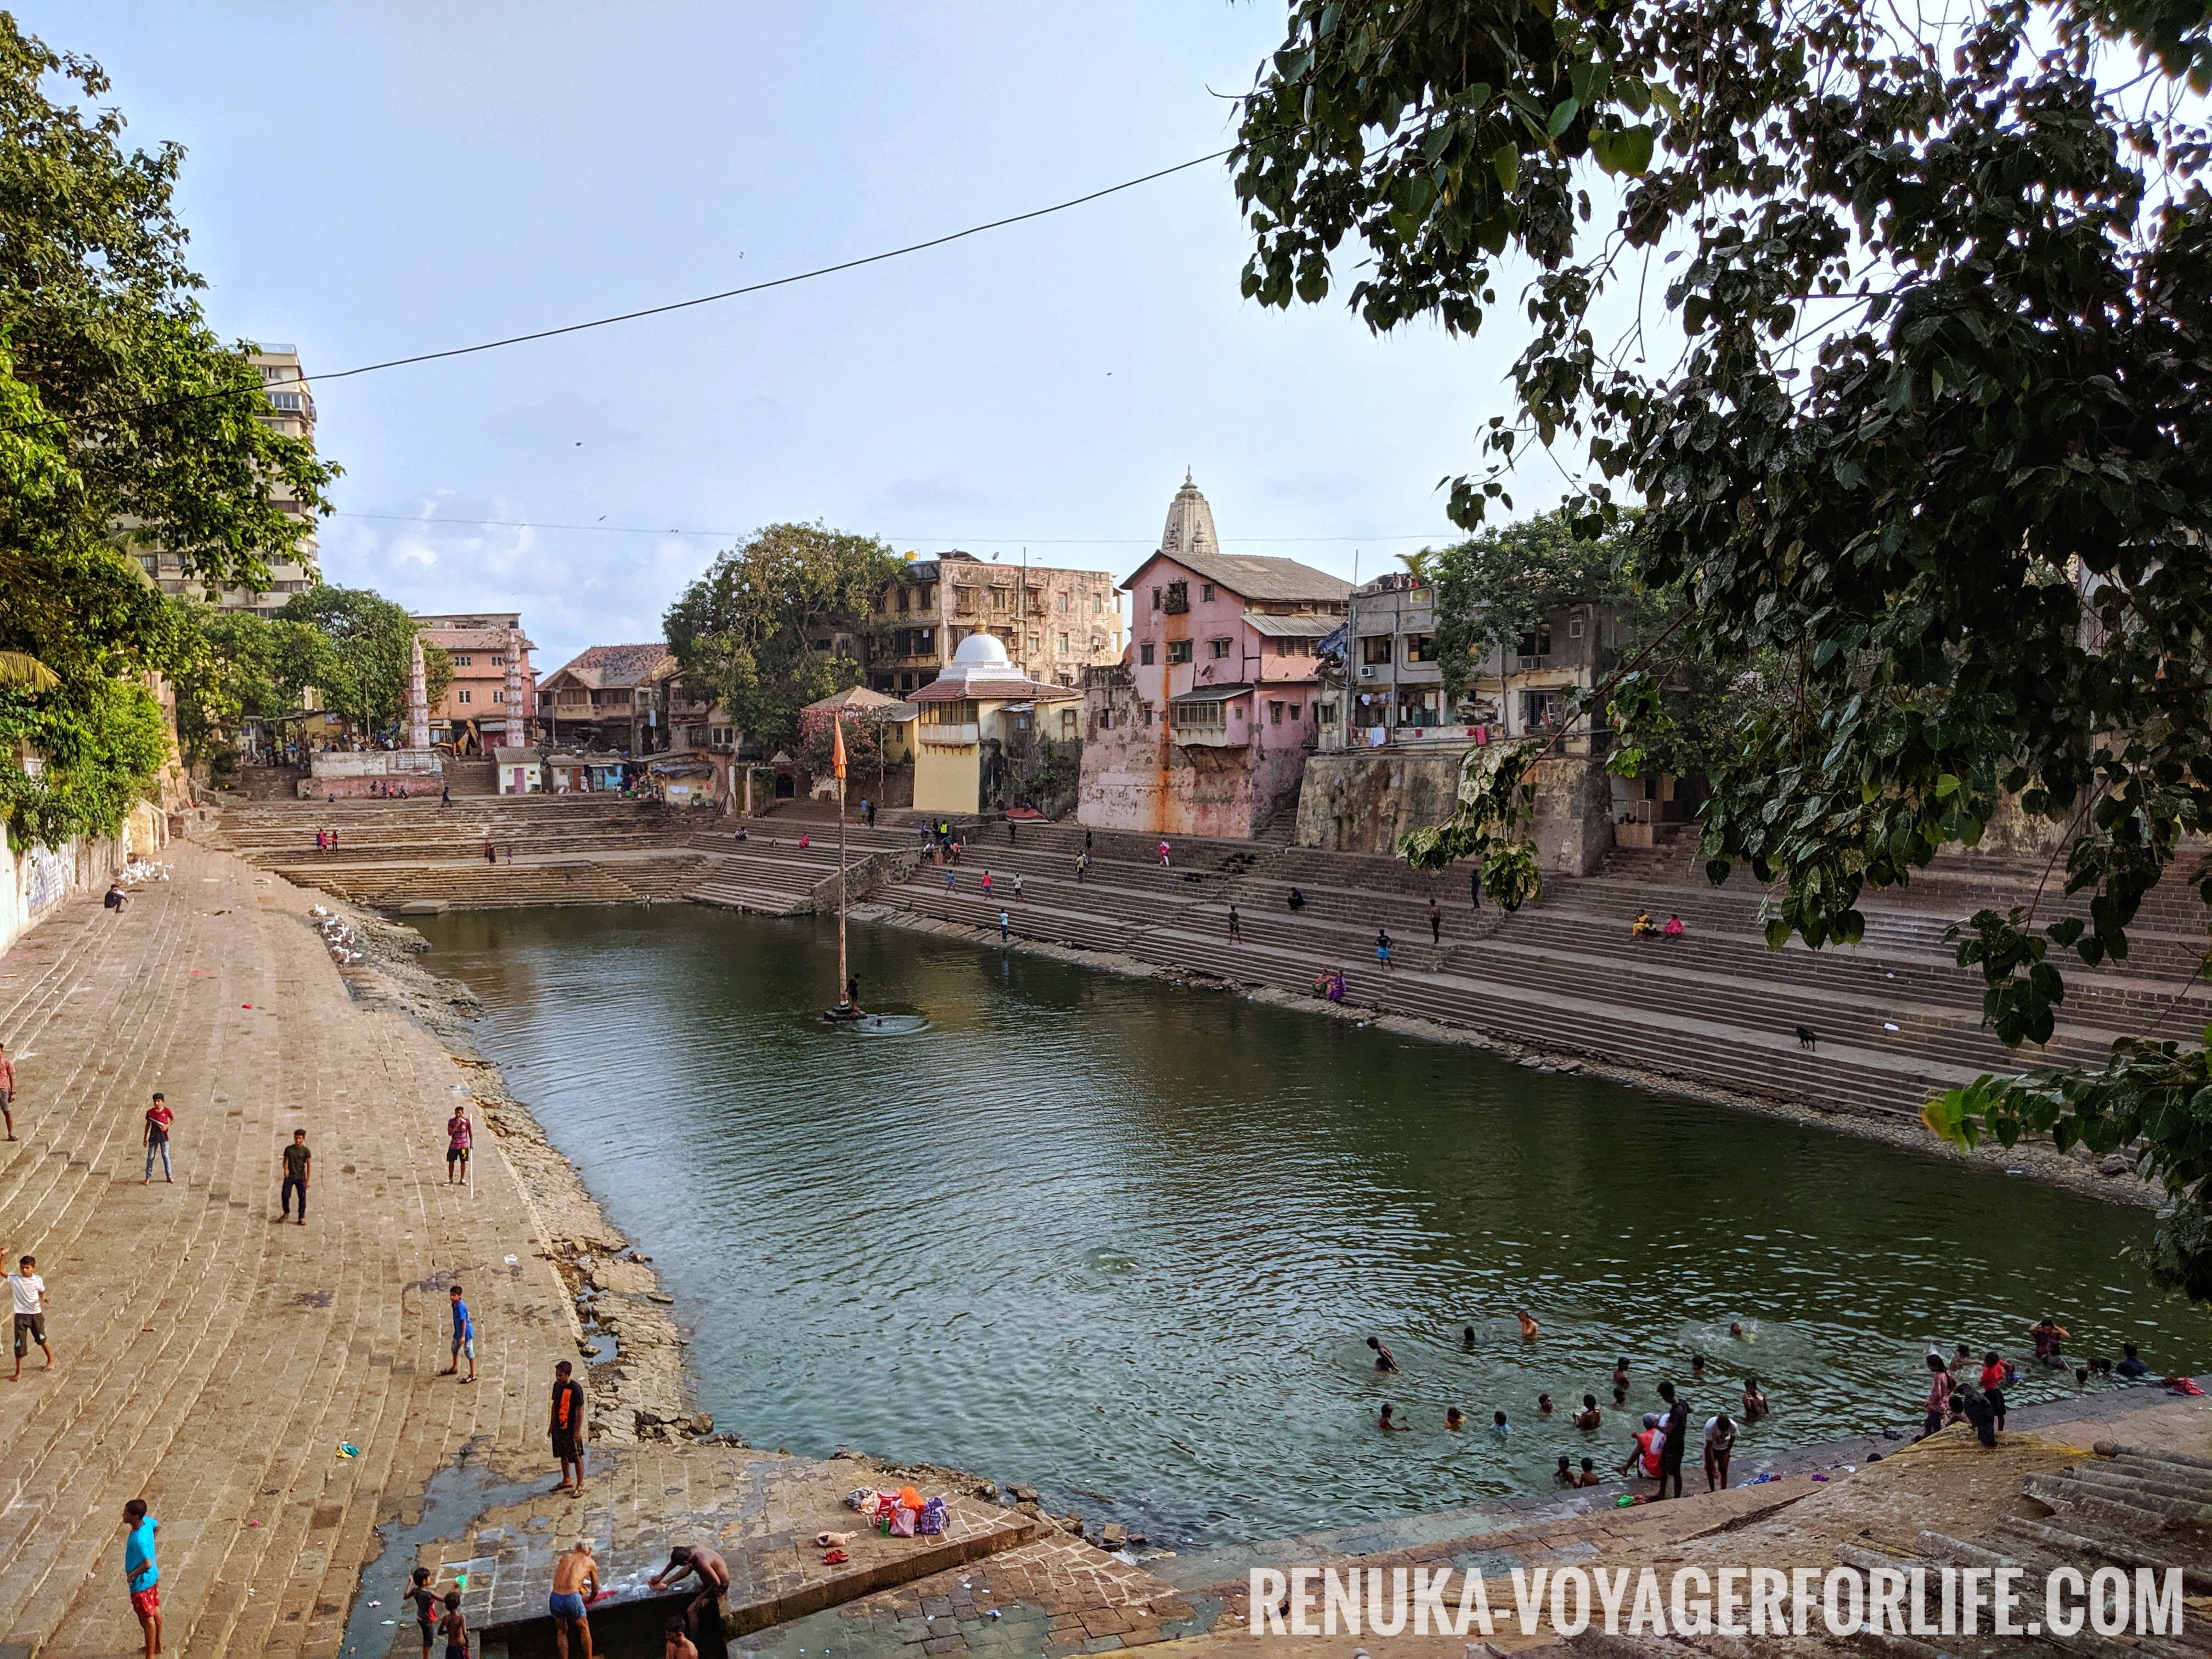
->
[0,147,1235,437]
[326,511,1453,546]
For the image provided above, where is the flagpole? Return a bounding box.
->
[836,714,849,1009]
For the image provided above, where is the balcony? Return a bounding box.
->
[917,722,978,747]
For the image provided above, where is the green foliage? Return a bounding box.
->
[1238,0,2212,1295]
[1398,739,1544,908]
[274,588,450,737]
[1427,510,1620,700]
[797,707,892,780]
[0,19,336,846]
[665,523,903,753]
[170,606,346,766]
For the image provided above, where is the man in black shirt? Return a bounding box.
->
[1656,1381,1689,1499]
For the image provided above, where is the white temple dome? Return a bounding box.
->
[951,629,1010,667]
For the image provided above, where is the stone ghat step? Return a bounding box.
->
[900,881,2075,1086]
[0,848,595,1657]
[884,889,1953,1118]
[417,1444,1048,1654]
[227,827,690,862]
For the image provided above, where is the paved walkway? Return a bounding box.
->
[0,844,583,1659]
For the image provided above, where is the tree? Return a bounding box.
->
[797,707,893,782]
[274,588,450,738]
[170,606,345,767]
[665,523,903,753]
[1426,509,1620,702]
[0,19,335,845]
[1234,0,2212,1293]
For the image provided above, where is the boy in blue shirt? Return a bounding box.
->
[445,1286,476,1384]
[122,1498,160,1657]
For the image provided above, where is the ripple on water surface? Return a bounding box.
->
[415,905,2200,1548]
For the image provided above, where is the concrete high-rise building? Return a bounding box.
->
[136,345,322,612]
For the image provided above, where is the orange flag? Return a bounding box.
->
[831,715,848,780]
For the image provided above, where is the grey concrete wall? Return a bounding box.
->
[1293,748,1472,856]
[1530,755,1615,876]
[1295,748,1616,874]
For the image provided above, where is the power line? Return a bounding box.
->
[1,147,1234,437]
[328,511,1453,546]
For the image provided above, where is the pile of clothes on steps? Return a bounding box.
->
[844,1482,949,1538]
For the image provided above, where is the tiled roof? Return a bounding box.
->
[1121,549,1351,604]
[911,672,1082,703]
[541,643,673,690]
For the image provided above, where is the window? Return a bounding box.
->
[1057,593,1068,613]
[1059,633,1070,654]
[269,392,302,411]
[1167,640,1193,664]
[1093,595,1104,615]
[1269,700,1284,725]
[1276,636,1312,657]
[1140,701,1154,725]
[923,698,979,725]
[1361,635,1393,666]
[1521,690,1560,727]
[921,584,935,610]
[1151,586,1163,612]
[492,654,507,667]
[1091,634,1104,652]
[991,587,1008,611]
[1164,580,1189,613]
[493,689,505,704]
[1403,633,1434,663]
[1289,703,1302,720]
[1319,700,1338,724]
[1060,707,1077,733]
[1517,624,1553,666]
[1209,637,1232,660]
[1140,642,1156,665]
[955,587,977,616]
[896,588,910,613]
[456,689,472,705]
[453,654,473,667]
[1200,583,1216,602]
[1170,698,1228,732]
[1096,708,1115,732]
[1568,616,1584,639]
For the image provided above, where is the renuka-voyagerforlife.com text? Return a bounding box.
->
[1249,1563,2187,1640]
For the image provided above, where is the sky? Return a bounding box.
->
[31,2,1546,670]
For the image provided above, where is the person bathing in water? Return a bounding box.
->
[1365,1336,1398,1372]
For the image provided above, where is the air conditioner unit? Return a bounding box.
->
[1359,665,1377,679]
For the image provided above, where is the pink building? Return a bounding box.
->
[1077,473,1350,839]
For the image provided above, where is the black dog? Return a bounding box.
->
[1796,1026,1819,1050]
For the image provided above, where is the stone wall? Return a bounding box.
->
[0,800,166,953]
[1293,748,1470,855]
[1294,747,1615,874]
[1530,755,1615,876]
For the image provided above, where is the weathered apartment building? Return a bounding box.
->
[411,612,537,751]
[1299,572,1686,868]
[1077,473,1350,839]
[868,551,1122,697]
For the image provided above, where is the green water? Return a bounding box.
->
[415,905,2201,1549]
